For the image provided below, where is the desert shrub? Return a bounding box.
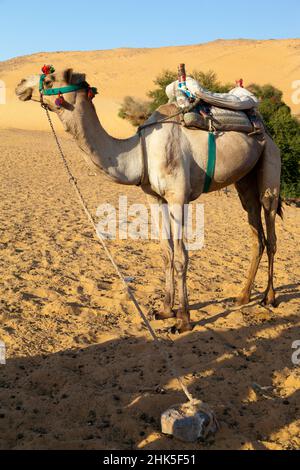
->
[118,70,177,125]
[118,96,151,127]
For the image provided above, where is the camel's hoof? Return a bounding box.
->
[170,320,193,334]
[179,323,193,334]
[155,309,176,320]
[235,295,250,307]
[261,294,278,308]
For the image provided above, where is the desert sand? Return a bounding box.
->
[0,40,299,450]
[0,127,299,450]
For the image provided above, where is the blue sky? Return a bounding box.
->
[0,0,299,61]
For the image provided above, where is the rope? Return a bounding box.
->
[43,105,195,404]
[137,109,184,132]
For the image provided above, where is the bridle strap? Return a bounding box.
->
[39,74,97,97]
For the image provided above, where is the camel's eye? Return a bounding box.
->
[44,79,53,88]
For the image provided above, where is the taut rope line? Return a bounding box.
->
[42,104,198,405]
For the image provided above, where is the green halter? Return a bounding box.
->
[39,74,98,97]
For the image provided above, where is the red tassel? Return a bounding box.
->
[87,87,95,100]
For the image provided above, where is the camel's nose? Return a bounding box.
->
[15,80,26,96]
[15,80,33,101]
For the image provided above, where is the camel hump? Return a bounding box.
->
[156,103,179,116]
[149,103,181,123]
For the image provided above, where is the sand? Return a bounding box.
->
[1,39,300,136]
[0,127,299,450]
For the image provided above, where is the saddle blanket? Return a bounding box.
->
[166,77,259,111]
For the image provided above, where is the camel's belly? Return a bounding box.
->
[188,131,265,199]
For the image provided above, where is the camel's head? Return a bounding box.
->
[16,68,92,112]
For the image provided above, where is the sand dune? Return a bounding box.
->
[1,39,300,137]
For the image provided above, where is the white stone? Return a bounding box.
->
[0,341,6,365]
[161,400,217,443]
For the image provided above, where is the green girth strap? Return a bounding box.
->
[203,132,216,194]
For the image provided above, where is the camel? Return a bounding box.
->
[16,69,282,333]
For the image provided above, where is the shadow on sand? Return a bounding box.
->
[0,287,299,450]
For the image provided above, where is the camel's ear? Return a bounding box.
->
[63,68,73,84]
[63,68,86,85]
[71,72,86,84]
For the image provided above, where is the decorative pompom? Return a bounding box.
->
[87,87,95,100]
[55,93,65,108]
[42,64,55,75]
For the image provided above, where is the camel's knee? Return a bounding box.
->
[174,248,188,277]
[174,261,186,279]
[161,244,173,269]
[162,251,173,269]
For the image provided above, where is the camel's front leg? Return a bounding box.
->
[147,195,175,319]
[158,205,175,319]
[169,202,192,333]
[159,235,175,319]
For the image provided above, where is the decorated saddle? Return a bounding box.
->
[166,67,264,135]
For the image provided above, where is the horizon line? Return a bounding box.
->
[1,37,300,64]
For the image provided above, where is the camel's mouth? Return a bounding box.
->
[16,76,40,101]
[16,81,33,101]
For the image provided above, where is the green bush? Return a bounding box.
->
[147,70,177,112]
[248,84,300,198]
[191,70,233,93]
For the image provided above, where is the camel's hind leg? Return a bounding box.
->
[258,136,282,306]
[235,169,266,306]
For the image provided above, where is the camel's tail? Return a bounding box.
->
[277,195,284,220]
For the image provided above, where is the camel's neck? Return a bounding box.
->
[58,95,143,185]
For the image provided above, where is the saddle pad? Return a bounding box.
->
[184,107,253,133]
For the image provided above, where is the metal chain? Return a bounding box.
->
[43,105,195,404]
